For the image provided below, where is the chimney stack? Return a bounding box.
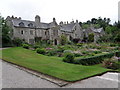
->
[35,15,41,23]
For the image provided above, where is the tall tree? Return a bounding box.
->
[1,16,12,47]
[91,18,97,24]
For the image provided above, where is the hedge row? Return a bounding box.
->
[73,51,120,65]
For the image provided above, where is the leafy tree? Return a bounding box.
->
[86,20,91,25]
[91,18,97,24]
[105,25,118,34]
[94,24,100,29]
[1,16,12,47]
[12,38,23,46]
[88,33,94,42]
[82,24,90,29]
[60,34,68,45]
[114,33,120,42]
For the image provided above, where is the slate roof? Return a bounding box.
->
[12,19,35,28]
[12,19,55,29]
[91,28,103,33]
[12,19,75,32]
[60,23,75,32]
[36,22,50,29]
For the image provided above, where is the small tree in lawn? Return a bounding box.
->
[88,33,94,42]
[60,34,68,45]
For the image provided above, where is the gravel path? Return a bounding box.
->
[1,59,119,88]
[2,60,59,88]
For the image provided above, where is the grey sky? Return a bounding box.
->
[0,0,119,24]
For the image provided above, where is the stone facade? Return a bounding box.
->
[6,15,105,45]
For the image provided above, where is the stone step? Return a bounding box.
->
[97,72,119,82]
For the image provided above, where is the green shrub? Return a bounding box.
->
[109,43,117,47]
[60,34,68,45]
[93,51,102,54]
[74,53,82,57]
[88,33,94,42]
[89,45,96,49]
[74,55,104,65]
[88,53,95,56]
[57,46,65,52]
[115,51,120,57]
[102,59,120,70]
[76,43,83,47]
[63,50,73,54]
[63,53,75,63]
[81,51,89,55]
[46,50,57,56]
[62,45,74,50]
[33,45,41,49]
[73,52,115,65]
[22,44,29,49]
[36,48,46,54]
[96,46,102,49]
[12,38,23,46]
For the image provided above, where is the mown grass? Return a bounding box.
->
[1,47,110,81]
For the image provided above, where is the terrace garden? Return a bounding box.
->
[1,42,120,81]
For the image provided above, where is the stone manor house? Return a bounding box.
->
[6,15,105,45]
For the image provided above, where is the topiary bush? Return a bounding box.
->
[22,44,29,49]
[36,48,46,55]
[63,53,75,63]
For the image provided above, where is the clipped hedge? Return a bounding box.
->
[36,48,46,55]
[73,52,115,65]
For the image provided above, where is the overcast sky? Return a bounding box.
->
[0,0,119,24]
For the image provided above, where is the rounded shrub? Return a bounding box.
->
[22,44,29,49]
[63,53,75,63]
[46,50,56,56]
[63,50,73,54]
[36,48,46,55]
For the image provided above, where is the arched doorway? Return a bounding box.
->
[54,39,57,45]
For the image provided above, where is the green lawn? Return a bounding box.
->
[1,47,111,81]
